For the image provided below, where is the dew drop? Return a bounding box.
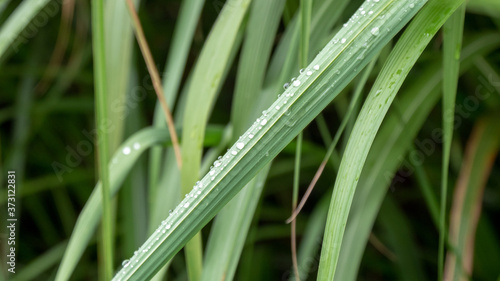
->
[236,142,245,149]
[275,105,280,110]
[306,71,313,76]
[122,260,130,267]
[409,3,414,8]
[260,119,267,126]
[209,170,215,176]
[184,202,190,208]
[299,68,305,74]
[122,147,131,155]
[283,83,290,90]
[231,150,238,156]
[248,134,254,139]
[341,38,346,44]
[292,80,301,87]
[133,142,141,150]
[371,27,380,36]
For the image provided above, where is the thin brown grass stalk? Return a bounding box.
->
[287,160,327,224]
[125,0,182,168]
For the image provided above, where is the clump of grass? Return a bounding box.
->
[1,0,500,280]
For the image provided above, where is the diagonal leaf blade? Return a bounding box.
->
[112,1,430,279]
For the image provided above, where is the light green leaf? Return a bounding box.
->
[317,0,465,279]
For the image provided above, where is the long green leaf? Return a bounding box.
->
[334,32,500,281]
[317,0,465,279]
[112,1,430,279]
[440,4,466,280]
[91,0,113,278]
[0,0,50,58]
[104,0,139,153]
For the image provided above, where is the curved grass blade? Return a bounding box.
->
[112,1,431,279]
[0,0,50,58]
[334,32,500,281]
[55,128,170,281]
[317,0,465,279]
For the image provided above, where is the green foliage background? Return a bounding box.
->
[0,0,499,280]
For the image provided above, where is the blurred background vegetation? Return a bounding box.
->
[0,0,499,280]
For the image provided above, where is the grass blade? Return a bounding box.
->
[0,0,50,58]
[439,5,466,280]
[91,0,113,278]
[104,0,138,153]
[317,0,465,279]
[334,32,500,281]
